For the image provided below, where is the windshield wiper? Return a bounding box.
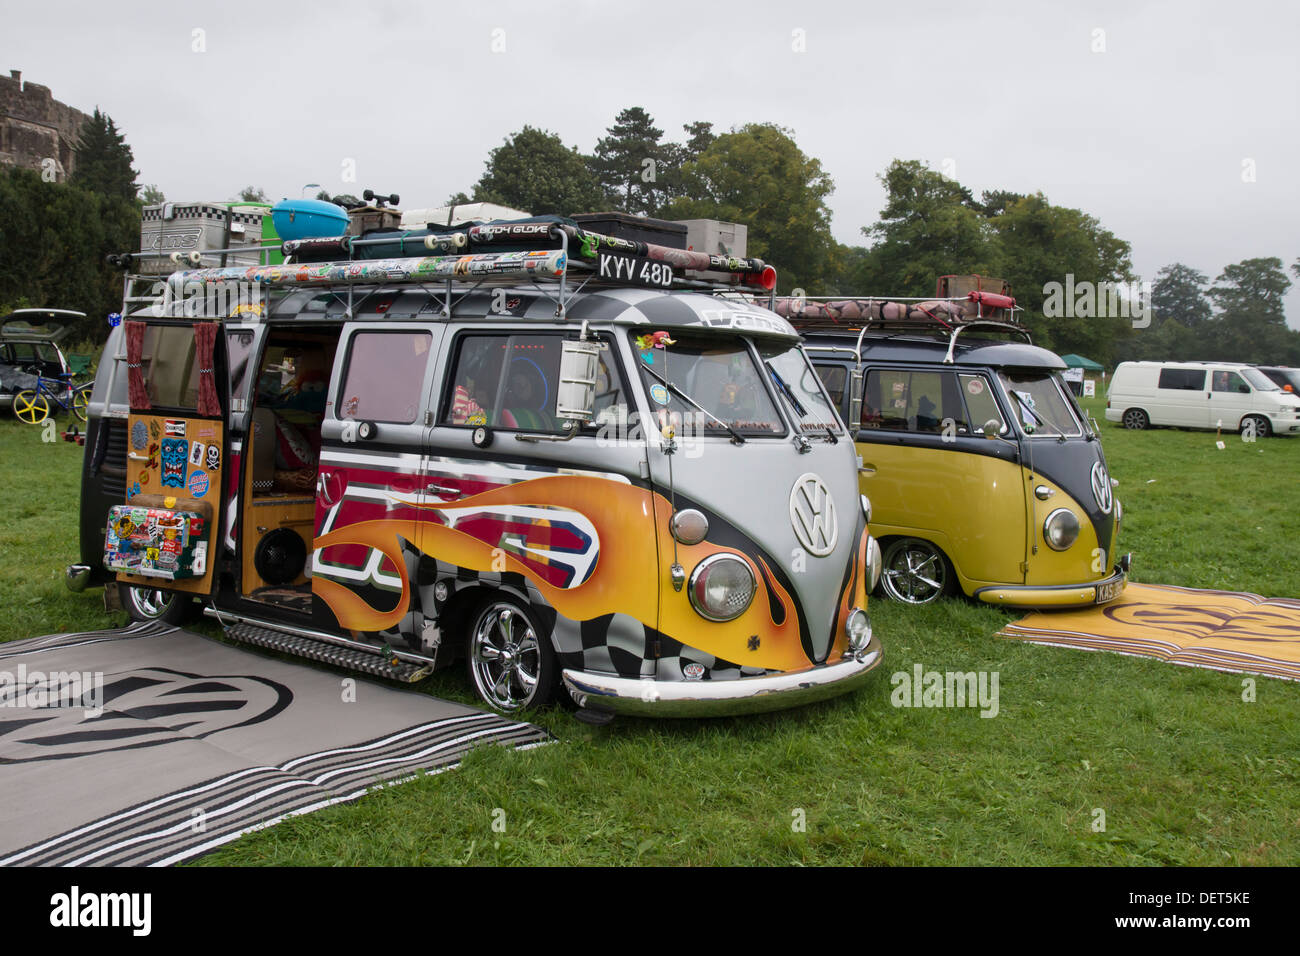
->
[766,361,837,442]
[639,360,746,445]
[1008,389,1054,436]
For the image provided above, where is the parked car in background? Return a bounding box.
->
[1105,360,1300,437]
[1258,365,1300,395]
[0,309,82,410]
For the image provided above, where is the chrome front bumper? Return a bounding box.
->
[973,554,1132,609]
[65,564,92,593]
[562,632,883,718]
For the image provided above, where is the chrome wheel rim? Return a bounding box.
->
[1122,410,1145,429]
[470,604,541,711]
[131,587,173,619]
[881,541,947,604]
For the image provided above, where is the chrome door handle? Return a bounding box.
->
[317,471,338,506]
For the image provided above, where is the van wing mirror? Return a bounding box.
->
[555,339,602,424]
[983,419,1003,439]
[847,367,865,430]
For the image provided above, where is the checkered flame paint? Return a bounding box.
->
[311,474,842,673]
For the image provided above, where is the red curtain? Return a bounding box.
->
[195,321,221,417]
[125,320,150,410]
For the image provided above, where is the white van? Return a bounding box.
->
[1105,361,1300,437]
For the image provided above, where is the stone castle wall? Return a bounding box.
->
[0,70,90,181]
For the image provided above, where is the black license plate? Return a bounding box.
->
[597,251,673,288]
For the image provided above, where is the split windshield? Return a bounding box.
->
[758,342,842,434]
[997,371,1082,437]
[630,332,784,437]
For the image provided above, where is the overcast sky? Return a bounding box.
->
[4,0,1298,325]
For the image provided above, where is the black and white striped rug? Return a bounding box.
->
[0,622,551,866]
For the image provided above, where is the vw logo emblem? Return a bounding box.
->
[1091,461,1113,514]
[789,473,838,557]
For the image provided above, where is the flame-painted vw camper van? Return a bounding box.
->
[68,218,882,717]
[777,281,1128,608]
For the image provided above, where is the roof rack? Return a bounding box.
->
[767,293,1032,365]
[108,220,779,323]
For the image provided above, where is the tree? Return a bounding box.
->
[445,191,472,205]
[70,108,138,202]
[854,160,998,296]
[1203,258,1299,364]
[238,186,268,202]
[1150,263,1211,327]
[0,166,139,344]
[472,126,605,216]
[990,192,1134,361]
[139,184,165,206]
[589,107,666,216]
[977,189,1025,218]
[663,123,835,293]
[657,121,716,209]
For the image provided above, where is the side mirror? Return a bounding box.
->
[847,367,865,430]
[555,339,601,424]
[983,419,1003,439]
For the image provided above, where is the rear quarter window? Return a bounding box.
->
[1158,368,1205,390]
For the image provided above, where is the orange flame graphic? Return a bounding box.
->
[313,474,860,672]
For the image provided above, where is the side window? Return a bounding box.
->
[1211,370,1248,394]
[443,333,561,431]
[442,333,626,433]
[960,374,1006,436]
[1159,367,1205,390]
[813,364,847,410]
[339,330,431,424]
[863,369,966,434]
[226,330,257,401]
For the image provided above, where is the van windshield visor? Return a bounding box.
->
[998,371,1081,437]
[630,333,783,437]
[759,343,842,435]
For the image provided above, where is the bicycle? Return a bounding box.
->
[12,370,93,424]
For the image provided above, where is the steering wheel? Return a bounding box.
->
[508,356,549,410]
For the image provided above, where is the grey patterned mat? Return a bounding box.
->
[0,622,550,865]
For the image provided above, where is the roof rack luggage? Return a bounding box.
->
[107,217,779,322]
[765,276,1029,364]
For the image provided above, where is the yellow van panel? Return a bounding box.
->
[1020,472,1108,587]
[855,440,1026,592]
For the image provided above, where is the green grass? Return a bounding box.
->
[2,398,1298,866]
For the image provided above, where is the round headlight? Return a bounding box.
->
[670,508,709,545]
[846,607,871,656]
[687,554,756,622]
[1043,508,1081,551]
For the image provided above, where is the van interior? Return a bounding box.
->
[241,329,339,612]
